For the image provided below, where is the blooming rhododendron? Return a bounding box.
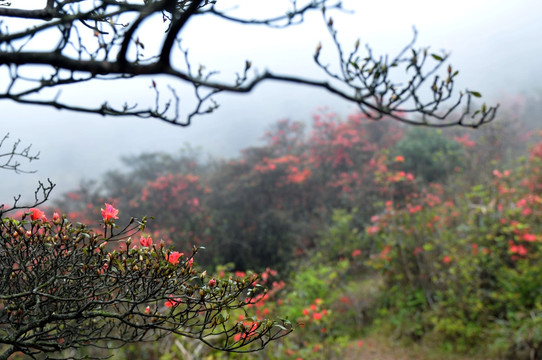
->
[233,321,259,342]
[29,208,47,221]
[101,203,119,223]
[351,248,362,257]
[140,236,153,248]
[164,296,182,308]
[166,251,183,265]
[509,242,528,256]
[366,226,380,236]
[522,233,537,242]
[454,134,475,147]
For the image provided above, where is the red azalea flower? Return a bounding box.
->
[164,296,182,307]
[523,233,537,242]
[29,208,47,221]
[166,251,183,265]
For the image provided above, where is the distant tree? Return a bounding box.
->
[393,127,464,184]
[0,0,496,126]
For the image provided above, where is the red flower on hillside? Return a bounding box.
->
[454,134,475,148]
[523,233,537,242]
[509,242,528,256]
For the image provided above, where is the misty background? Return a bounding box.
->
[1,0,541,204]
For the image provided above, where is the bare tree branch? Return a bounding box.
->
[0,133,39,174]
[0,0,497,127]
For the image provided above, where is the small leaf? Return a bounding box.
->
[423,243,434,251]
[470,91,482,98]
[431,54,444,61]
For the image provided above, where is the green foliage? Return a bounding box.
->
[393,127,464,183]
[367,137,542,357]
[48,99,542,358]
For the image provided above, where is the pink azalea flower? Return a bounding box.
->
[101,203,119,223]
[208,278,217,287]
[139,236,153,248]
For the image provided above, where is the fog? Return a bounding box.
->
[1,0,542,205]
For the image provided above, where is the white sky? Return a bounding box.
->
[2,0,542,204]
